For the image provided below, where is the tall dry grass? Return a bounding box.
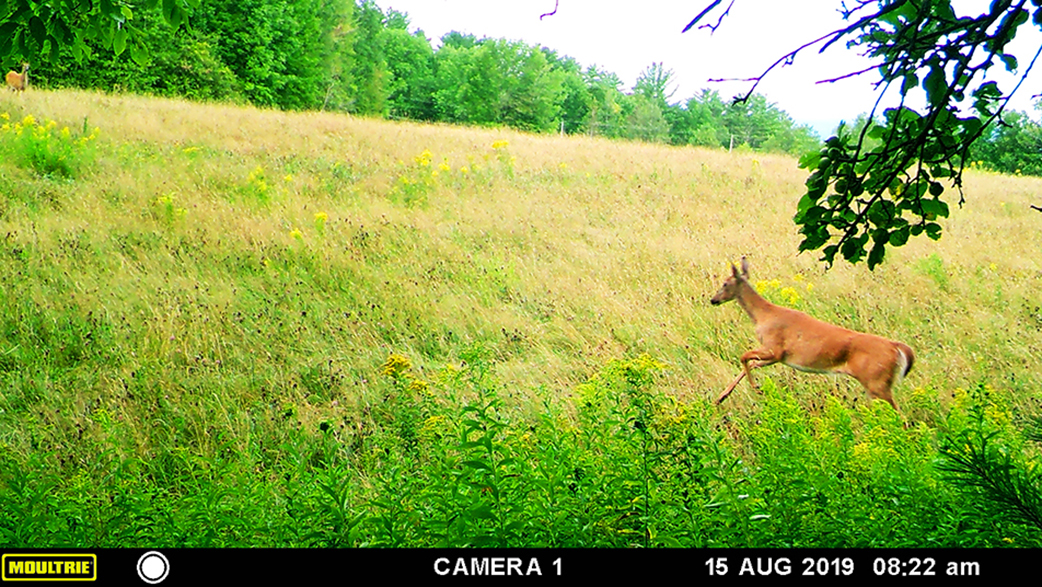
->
[1,89,1041,418]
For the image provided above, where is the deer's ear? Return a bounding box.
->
[731,263,739,278]
[740,256,749,277]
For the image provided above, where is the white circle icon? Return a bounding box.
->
[137,551,170,584]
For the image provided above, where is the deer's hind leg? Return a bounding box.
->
[860,378,898,411]
[848,354,900,411]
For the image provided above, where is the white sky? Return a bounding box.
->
[374,0,1042,138]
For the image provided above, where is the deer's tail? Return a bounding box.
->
[895,342,915,379]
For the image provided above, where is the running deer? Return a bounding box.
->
[711,257,913,410]
[5,63,28,92]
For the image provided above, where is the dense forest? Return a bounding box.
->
[23,0,1042,172]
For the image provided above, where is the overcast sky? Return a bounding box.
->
[374,0,1042,138]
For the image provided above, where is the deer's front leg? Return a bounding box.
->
[740,348,779,391]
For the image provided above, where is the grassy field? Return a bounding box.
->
[0,88,1040,547]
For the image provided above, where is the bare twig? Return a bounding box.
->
[683,0,723,33]
[699,0,735,34]
[539,0,559,20]
[816,61,895,85]
[718,29,852,103]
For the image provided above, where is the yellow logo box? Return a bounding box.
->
[2,554,97,581]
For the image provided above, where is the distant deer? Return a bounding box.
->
[5,63,29,92]
[711,257,914,410]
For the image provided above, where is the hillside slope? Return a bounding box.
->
[1,89,1040,547]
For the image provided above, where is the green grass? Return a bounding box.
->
[0,89,1040,547]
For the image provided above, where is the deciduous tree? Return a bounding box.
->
[0,0,194,65]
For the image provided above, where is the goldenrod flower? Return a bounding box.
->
[414,149,433,166]
[420,414,446,436]
[492,140,508,150]
[381,353,411,378]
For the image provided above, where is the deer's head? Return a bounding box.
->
[710,257,750,305]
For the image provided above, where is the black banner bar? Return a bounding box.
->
[0,548,1031,584]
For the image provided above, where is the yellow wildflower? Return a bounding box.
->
[414,149,433,166]
[381,353,411,379]
[420,414,446,436]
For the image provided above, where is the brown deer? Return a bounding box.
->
[711,257,913,410]
[5,63,29,92]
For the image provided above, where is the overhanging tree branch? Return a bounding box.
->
[687,0,1042,267]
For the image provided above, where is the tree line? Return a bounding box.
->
[17,0,1041,169]
[24,0,818,156]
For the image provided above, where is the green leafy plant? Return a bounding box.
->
[938,384,1042,532]
[0,113,98,178]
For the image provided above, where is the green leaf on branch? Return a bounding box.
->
[798,150,821,169]
[890,225,911,247]
[867,239,886,270]
[29,16,46,46]
[113,27,128,56]
[129,40,149,66]
[1000,53,1018,72]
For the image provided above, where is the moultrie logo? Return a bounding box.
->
[2,553,97,581]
